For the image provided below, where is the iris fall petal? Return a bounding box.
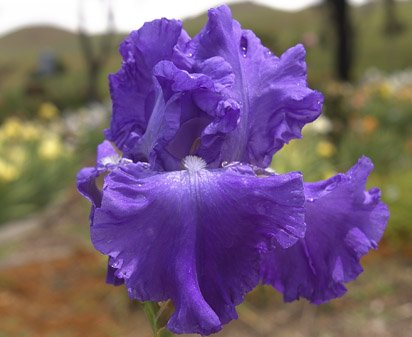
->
[90,159,305,335]
[261,156,389,303]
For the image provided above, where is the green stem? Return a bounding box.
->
[141,301,174,337]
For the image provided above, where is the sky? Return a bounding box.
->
[0,0,372,37]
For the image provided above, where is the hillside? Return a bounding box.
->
[0,26,78,54]
[184,1,324,51]
[0,26,124,94]
[0,0,411,108]
[184,1,412,81]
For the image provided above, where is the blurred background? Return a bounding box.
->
[0,0,411,336]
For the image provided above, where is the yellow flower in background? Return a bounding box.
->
[316,140,336,158]
[322,169,337,180]
[378,82,392,99]
[38,102,59,120]
[1,117,23,139]
[38,136,62,160]
[0,118,43,142]
[22,123,41,141]
[0,159,20,182]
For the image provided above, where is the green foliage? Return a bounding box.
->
[369,170,412,247]
[0,118,70,222]
[0,106,106,224]
[331,81,412,174]
[275,72,412,247]
[1,1,412,118]
[271,121,337,182]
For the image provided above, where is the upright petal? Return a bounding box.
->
[106,19,188,151]
[90,160,305,335]
[106,17,240,171]
[261,157,389,303]
[191,5,323,167]
[123,60,240,171]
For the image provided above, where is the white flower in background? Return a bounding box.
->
[304,115,332,135]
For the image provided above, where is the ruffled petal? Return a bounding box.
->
[126,60,239,171]
[261,157,389,304]
[191,5,323,167]
[90,160,305,335]
[172,29,194,71]
[106,17,240,171]
[106,19,188,151]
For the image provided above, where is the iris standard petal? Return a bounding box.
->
[122,60,239,171]
[106,17,240,171]
[191,5,323,167]
[261,156,389,304]
[90,159,305,335]
[106,18,188,151]
[159,56,240,168]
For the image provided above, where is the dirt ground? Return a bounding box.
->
[1,191,411,337]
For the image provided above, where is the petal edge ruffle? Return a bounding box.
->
[90,161,306,335]
[261,156,389,304]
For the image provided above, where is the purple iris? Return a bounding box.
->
[77,5,389,336]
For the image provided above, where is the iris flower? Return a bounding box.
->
[77,5,389,335]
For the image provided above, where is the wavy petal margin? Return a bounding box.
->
[106,19,187,152]
[78,146,306,335]
[261,157,389,304]
[106,17,241,171]
[191,5,323,167]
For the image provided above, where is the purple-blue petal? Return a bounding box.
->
[106,19,188,152]
[76,141,137,209]
[123,60,239,171]
[97,140,117,163]
[77,167,101,207]
[261,156,389,304]
[106,257,125,286]
[90,161,305,335]
[106,17,241,170]
[191,5,323,167]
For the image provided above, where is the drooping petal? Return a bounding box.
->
[90,160,305,335]
[77,141,118,206]
[77,167,101,207]
[106,19,189,151]
[261,157,389,304]
[191,5,323,167]
[76,141,136,210]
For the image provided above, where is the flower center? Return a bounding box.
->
[100,155,121,166]
[183,155,207,172]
